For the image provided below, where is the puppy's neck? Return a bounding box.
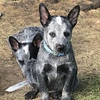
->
[43,40,70,57]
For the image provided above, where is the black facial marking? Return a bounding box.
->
[18,60,24,66]
[13,48,17,52]
[29,43,39,59]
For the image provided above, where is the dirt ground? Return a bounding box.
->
[0,0,100,100]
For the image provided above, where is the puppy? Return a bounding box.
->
[6,26,43,92]
[34,3,80,100]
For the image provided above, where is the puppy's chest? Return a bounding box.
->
[44,63,68,81]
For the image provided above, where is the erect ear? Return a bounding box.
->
[68,5,80,28]
[8,36,20,51]
[39,3,51,27]
[33,33,42,47]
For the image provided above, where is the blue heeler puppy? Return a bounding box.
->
[6,26,43,92]
[35,3,80,100]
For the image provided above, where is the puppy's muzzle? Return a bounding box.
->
[56,44,65,52]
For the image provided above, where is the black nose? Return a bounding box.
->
[56,44,65,52]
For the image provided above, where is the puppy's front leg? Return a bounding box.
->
[61,67,76,100]
[37,66,49,100]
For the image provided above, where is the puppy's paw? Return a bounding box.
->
[24,91,37,99]
[50,91,61,100]
[61,92,71,100]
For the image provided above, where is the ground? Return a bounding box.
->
[0,0,100,100]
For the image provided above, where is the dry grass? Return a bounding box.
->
[0,0,100,100]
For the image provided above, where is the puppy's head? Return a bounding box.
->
[39,3,80,54]
[8,33,42,66]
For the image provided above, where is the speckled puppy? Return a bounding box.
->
[35,3,80,100]
[6,26,43,93]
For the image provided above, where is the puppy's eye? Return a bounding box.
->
[49,32,56,38]
[64,32,70,38]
